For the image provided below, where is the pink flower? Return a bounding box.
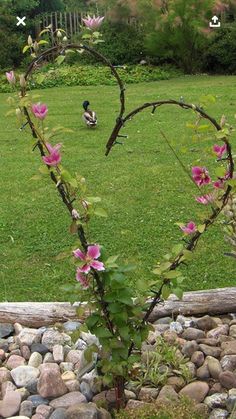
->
[32,103,48,120]
[180,222,197,235]
[213,180,224,189]
[42,143,62,166]
[6,71,15,85]
[192,166,211,186]
[73,245,105,273]
[72,209,80,220]
[76,270,90,289]
[195,194,214,205]
[82,15,104,30]
[213,144,227,159]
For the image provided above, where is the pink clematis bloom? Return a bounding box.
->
[32,103,48,120]
[192,166,211,186]
[42,143,62,166]
[195,194,214,205]
[73,245,105,273]
[6,71,15,85]
[180,222,197,235]
[213,144,227,159]
[213,180,224,189]
[76,269,90,289]
[82,15,104,30]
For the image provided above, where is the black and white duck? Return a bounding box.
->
[82,100,97,128]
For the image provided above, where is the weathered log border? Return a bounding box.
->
[0,287,235,327]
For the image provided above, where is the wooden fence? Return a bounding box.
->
[36,11,84,38]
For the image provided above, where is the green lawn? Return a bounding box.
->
[0,75,236,301]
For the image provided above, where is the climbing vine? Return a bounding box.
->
[6,16,235,410]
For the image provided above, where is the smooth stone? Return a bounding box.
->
[0,366,12,383]
[42,330,65,350]
[27,394,49,407]
[53,345,64,363]
[219,371,236,389]
[19,400,33,417]
[191,351,205,367]
[16,328,42,346]
[124,389,137,400]
[9,417,29,419]
[196,315,218,331]
[166,376,185,391]
[6,355,26,370]
[16,387,29,401]
[207,325,229,339]
[49,391,87,408]
[125,400,149,410]
[65,379,81,392]
[153,324,170,334]
[74,339,87,351]
[65,350,81,365]
[31,343,49,356]
[147,330,161,345]
[181,340,199,358]
[157,385,178,402]
[196,362,210,380]
[206,356,222,379]
[208,382,224,396]
[208,408,229,418]
[185,361,196,377]
[204,393,228,408]
[97,407,111,419]
[0,390,21,417]
[65,402,98,419]
[63,321,81,332]
[229,325,236,338]
[11,366,39,387]
[49,408,66,419]
[138,387,159,401]
[176,315,195,327]
[0,339,9,351]
[28,352,42,368]
[197,338,220,346]
[1,380,16,397]
[36,404,53,418]
[37,363,68,398]
[221,355,236,371]
[221,341,236,356]
[0,323,14,338]
[182,328,205,341]
[169,322,183,335]
[80,381,93,401]
[179,381,209,402]
[21,346,31,361]
[43,353,54,363]
[79,332,99,347]
[199,344,221,358]
[81,370,101,395]
[61,371,76,381]
[76,350,97,378]
[153,317,172,325]
[26,378,38,394]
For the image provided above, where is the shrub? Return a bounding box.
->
[204,23,236,74]
[0,64,180,93]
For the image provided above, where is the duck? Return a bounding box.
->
[82,100,97,128]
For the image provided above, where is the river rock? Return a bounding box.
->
[49,408,66,419]
[219,371,236,389]
[0,323,14,338]
[28,352,42,368]
[196,316,218,331]
[204,393,228,409]
[208,408,229,418]
[138,387,159,401]
[206,356,222,379]
[49,391,87,408]
[11,366,39,387]
[196,362,210,380]
[182,328,205,341]
[0,390,21,418]
[19,400,33,417]
[207,325,229,339]
[226,394,236,412]
[221,355,236,371]
[6,355,26,370]
[199,344,221,358]
[53,345,64,363]
[31,343,49,356]
[17,328,42,346]
[157,385,178,403]
[179,381,209,402]
[27,394,49,407]
[36,404,53,418]
[191,351,205,367]
[221,341,236,356]
[37,363,67,398]
[181,341,199,357]
[42,330,65,350]
[65,402,99,419]
[229,325,236,338]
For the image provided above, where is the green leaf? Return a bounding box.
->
[56,55,66,65]
[164,270,181,279]
[37,74,46,84]
[38,40,49,45]
[198,224,205,233]
[162,284,171,299]
[105,255,119,265]
[86,314,100,329]
[215,167,226,178]
[23,45,31,53]
[38,165,50,175]
[94,208,108,218]
[172,288,183,299]
[172,243,184,256]
[118,326,130,340]
[95,327,113,338]
[109,303,123,313]
[86,196,101,203]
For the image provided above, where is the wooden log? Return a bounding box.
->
[148,287,236,322]
[0,288,235,327]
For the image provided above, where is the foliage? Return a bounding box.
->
[204,23,236,74]
[129,337,191,389]
[115,396,207,419]
[0,64,178,93]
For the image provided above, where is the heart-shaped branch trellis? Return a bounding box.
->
[15,42,234,408]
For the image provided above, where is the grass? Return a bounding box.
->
[0,74,236,301]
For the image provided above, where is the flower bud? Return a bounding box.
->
[33,41,39,52]
[19,74,26,88]
[63,36,68,42]
[72,209,80,220]
[57,30,62,38]
[28,35,33,46]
